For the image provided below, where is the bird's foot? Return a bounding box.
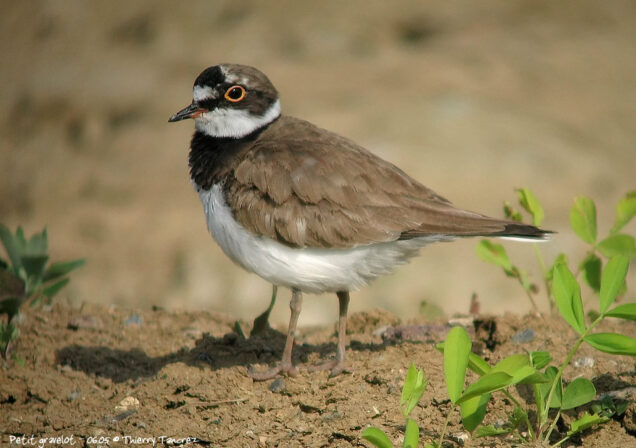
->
[248,361,297,381]
[308,359,350,377]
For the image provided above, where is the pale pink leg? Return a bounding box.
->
[250,288,302,381]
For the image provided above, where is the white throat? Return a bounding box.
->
[194,100,281,138]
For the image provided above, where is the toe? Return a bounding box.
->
[248,365,282,381]
[248,362,297,381]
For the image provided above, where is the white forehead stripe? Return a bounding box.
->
[195,99,281,138]
[220,65,250,87]
[193,85,216,102]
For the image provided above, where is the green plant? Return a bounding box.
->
[362,329,476,448]
[0,224,84,358]
[436,254,635,445]
[362,364,429,448]
[476,190,636,312]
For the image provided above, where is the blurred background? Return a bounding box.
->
[1,0,635,327]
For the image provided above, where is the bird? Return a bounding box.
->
[169,64,550,380]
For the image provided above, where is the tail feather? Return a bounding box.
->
[486,222,554,241]
[399,214,554,242]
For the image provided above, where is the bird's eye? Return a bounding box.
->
[224,85,246,102]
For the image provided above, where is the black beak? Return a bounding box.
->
[168,103,205,122]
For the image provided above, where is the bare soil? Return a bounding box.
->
[1,2,636,447]
[2,0,636,326]
[1,302,635,447]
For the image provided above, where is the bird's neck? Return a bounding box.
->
[193,99,281,139]
[188,128,264,191]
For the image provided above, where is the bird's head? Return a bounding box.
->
[169,64,280,138]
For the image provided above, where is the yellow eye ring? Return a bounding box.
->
[224,85,246,102]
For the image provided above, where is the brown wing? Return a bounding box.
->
[226,116,540,248]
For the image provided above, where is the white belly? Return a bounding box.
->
[197,184,450,294]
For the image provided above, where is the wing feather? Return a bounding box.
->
[226,116,542,248]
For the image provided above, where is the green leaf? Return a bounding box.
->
[21,254,49,280]
[599,255,629,314]
[567,412,609,436]
[15,227,27,250]
[562,378,596,410]
[570,196,597,245]
[401,364,418,409]
[401,364,428,417]
[0,320,20,357]
[362,427,393,448]
[27,228,47,254]
[460,393,490,432]
[444,326,471,404]
[504,365,545,385]
[529,351,552,370]
[546,253,568,281]
[580,253,602,293]
[509,406,528,429]
[515,369,549,385]
[592,394,624,417]
[503,202,523,223]
[467,352,491,376]
[0,320,19,341]
[605,303,636,322]
[585,332,636,356]
[516,188,545,226]
[43,259,86,283]
[489,356,546,386]
[403,419,419,448]
[552,262,586,334]
[42,277,70,299]
[475,240,513,273]
[436,343,491,376]
[491,354,529,375]
[598,234,636,259]
[538,366,562,409]
[612,191,636,234]
[0,225,22,272]
[475,425,511,438]
[458,371,513,403]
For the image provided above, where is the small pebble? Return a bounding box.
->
[67,390,81,402]
[115,396,140,412]
[59,364,74,374]
[124,314,143,327]
[574,356,595,368]
[512,328,535,343]
[91,429,109,448]
[269,378,285,394]
[448,317,474,328]
[450,432,469,446]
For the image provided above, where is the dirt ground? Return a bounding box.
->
[2,2,636,447]
[1,302,635,447]
[1,0,635,326]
